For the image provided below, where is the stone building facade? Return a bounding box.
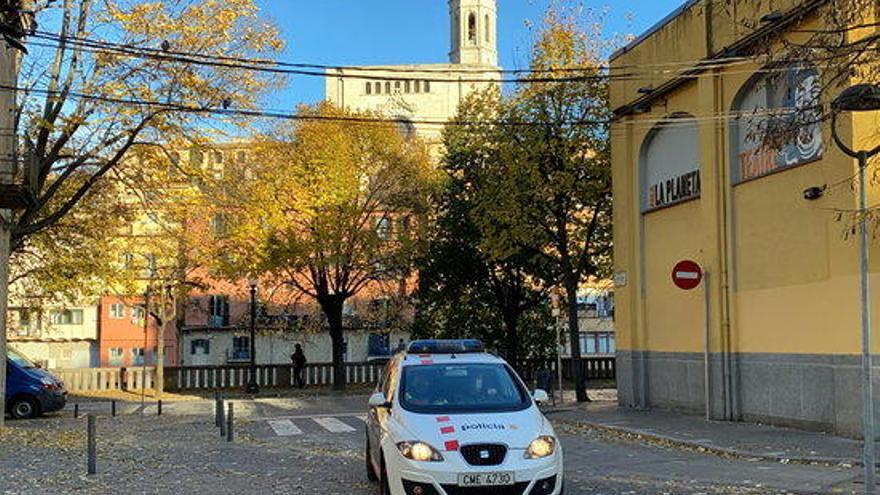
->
[325,0,501,152]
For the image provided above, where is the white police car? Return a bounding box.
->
[366,340,563,495]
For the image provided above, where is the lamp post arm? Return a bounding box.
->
[831,112,860,159]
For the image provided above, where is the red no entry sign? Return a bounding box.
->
[672,260,703,290]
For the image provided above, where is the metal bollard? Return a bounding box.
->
[226,402,234,442]
[73,403,79,419]
[219,400,226,437]
[87,415,97,475]
[215,392,221,427]
[157,400,162,416]
[111,400,116,417]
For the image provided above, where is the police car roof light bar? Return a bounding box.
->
[407,339,484,355]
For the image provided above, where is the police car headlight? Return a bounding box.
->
[524,436,556,459]
[397,441,444,462]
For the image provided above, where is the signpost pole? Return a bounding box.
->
[703,272,711,422]
[671,260,709,420]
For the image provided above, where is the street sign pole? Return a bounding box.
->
[703,271,711,422]
[672,260,709,420]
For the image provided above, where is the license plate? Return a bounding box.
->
[457,472,515,487]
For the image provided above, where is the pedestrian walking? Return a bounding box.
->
[291,344,307,389]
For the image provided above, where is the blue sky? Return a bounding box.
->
[256,0,686,109]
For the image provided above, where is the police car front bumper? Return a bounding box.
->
[387,448,563,495]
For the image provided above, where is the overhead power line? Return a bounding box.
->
[25,30,791,85]
[5,81,823,133]
[29,29,764,76]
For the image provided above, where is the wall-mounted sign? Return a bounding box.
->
[647,170,701,210]
[732,67,823,184]
[640,117,700,212]
[672,260,703,291]
[614,271,628,288]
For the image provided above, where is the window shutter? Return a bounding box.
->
[222,297,230,326]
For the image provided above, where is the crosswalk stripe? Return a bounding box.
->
[313,417,357,433]
[268,419,302,436]
[356,415,367,423]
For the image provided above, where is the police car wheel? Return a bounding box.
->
[11,396,39,420]
[366,434,378,482]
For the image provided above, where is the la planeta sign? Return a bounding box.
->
[647,169,701,210]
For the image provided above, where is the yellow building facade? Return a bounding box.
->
[611,0,880,436]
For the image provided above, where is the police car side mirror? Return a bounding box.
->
[533,389,550,404]
[369,392,392,410]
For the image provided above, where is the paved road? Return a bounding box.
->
[235,396,861,494]
[1,395,864,494]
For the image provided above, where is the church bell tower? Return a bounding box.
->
[449,0,498,66]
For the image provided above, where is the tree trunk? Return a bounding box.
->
[502,310,520,371]
[318,294,347,391]
[156,321,164,399]
[0,220,10,427]
[564,275,589,402]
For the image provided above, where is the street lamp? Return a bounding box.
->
[831,83,880,495]
[245,277,260,394]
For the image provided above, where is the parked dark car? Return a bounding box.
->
[6,348,67,419]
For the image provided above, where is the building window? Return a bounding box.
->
[423,80,431,93]
[211,213,228,237]
[144,253,157,278]
[133,306,146,321]
[375,217,392,240]
[730,66,822,184]
[640,115,700,212]
[191,339,211,355]
[404,80,411,93]
[50,309,83,326]
[232,336,250,360]
[580,333,615,355]
[121,252,134,269]
[365,82,372,95]
[109,348,124,366]
[385,81,391,94]
[208,295,230,328]
[13,308,37,336]
[375,82,382,94]
[394,81,401,93]
[485,14,490,42]
[110,303,125,319]
[468,13,477,44]
[132,348,145,366]
[190,149,204,168]
[414,79,420,94]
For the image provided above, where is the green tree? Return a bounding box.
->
[205,103,437,390]
[416,90,552,366]
[462,10,614,402]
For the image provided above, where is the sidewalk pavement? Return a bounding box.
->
[548,400,867,467]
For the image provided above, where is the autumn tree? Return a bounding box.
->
[0,0,283,421]
[204,103,437,390]
[459,11,614,402]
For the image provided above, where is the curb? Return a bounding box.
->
[555,418,860,468]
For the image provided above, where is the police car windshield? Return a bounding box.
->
[399,363,530,414]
